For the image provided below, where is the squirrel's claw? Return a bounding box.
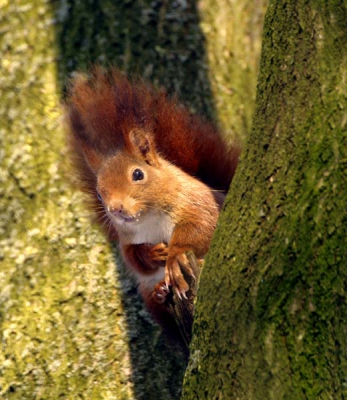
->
[153,281,170,304]
[165,254,190,299]
[176,253,196,281]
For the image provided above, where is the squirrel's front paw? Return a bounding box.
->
[165,253,195,299]
[149,243,169,263]
[153,280,171,304]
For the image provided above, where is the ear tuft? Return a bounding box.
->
[129,129,158,165]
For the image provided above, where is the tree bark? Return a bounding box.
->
[182,1,347,399]
[0,0,266,398]
[198,0,267,138]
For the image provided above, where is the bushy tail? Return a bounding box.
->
[65,68,240,193]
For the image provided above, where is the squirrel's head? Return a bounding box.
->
[94,129,168,228]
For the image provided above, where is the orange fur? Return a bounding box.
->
[66,68,240,189]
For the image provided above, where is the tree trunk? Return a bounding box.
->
[198,0,267,138]
[0,0,266,399]
[182,1,347,399]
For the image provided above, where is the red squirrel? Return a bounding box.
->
[65,68,240,339]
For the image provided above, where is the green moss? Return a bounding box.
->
[198,0,268,140]
[0,1,167,398]
[183,1,347,399]
[1,0,267,397]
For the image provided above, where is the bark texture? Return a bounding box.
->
[183,1,347,399]
[0,0,266,398]
[198,0,267,138]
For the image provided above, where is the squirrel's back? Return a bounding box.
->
[66,68,240,193]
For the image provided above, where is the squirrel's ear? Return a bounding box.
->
[129,128,159,166]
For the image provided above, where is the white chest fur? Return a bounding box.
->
[131,211,174,244]
[115,211,175,245]
[119,211,172,288]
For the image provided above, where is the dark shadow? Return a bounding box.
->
[54,0,217,120]
[51,1,217,398]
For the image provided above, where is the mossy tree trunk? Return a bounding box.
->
[183,1,347,399]
[0,0,266,399]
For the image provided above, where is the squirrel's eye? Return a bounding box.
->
[132,168,144,181]
[96,191,102,201]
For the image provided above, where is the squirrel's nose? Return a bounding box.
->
[108,205,123,215]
